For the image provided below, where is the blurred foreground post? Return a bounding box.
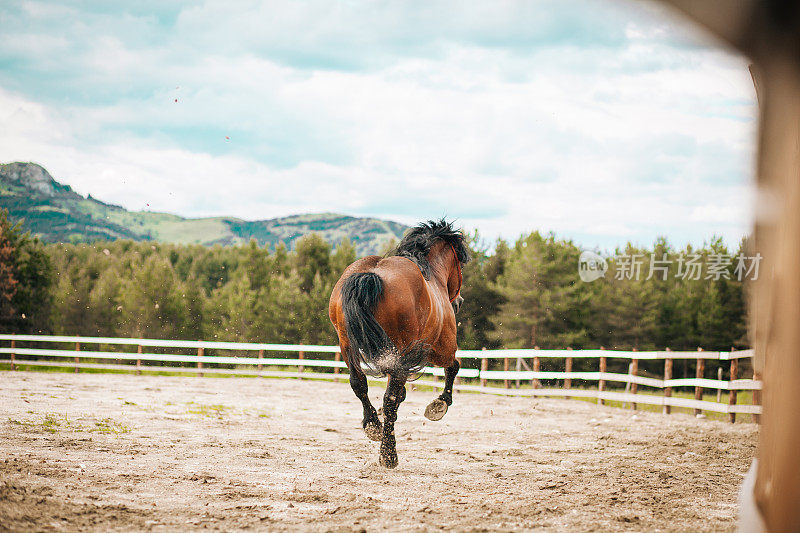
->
[74,342,80,373]
[652,2,800,528]
[197,347,203,377]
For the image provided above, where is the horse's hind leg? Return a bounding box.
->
[425,359,459,421]
[379,374,406,469]
[349,367,382,441]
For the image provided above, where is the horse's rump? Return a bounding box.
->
[339,270,429,378]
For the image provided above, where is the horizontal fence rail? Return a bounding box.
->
[457,348,755,360]
[0,334,761,421]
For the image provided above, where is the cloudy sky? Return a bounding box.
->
[0,0,757,250]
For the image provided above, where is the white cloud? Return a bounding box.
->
[0,0,758,249]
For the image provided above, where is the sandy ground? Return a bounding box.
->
[0,371,757,532]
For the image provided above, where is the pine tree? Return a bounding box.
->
[116,254,191,339]
[0,213,18,323]
[0,209,53,333]
[458,235,505,350]
[294,233,331,293]
[491,232,589,349]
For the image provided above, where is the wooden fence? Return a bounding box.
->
[0,334,761,422]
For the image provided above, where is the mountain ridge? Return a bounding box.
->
[0,162,408,255]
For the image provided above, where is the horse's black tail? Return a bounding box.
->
[340,272,428,378]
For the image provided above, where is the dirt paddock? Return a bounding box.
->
[0,371,757,532]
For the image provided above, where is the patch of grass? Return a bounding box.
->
[41,413,63,433]
[91,417,131,434]
[9,413,84,433]
[184,401,228,418]
[8,413,131,433]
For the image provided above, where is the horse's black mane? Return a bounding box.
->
[391,219,470,279]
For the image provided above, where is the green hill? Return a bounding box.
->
[0,162,408,255]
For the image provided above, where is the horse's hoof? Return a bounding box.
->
[364,421,383,441]
[424,399,448,421]
[379,451,398,469]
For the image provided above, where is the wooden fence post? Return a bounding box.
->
[334,351,341,383]
[564,347,572,399]
[532,347,541,389]
[10,337,15,371]
[74,342,80,373]
[258,349,264,373]
[630,350,639,410]
[480,348,487,387]
[598,347,606,405]
[717,367,724,403]
[664,348,672,414]
[694,347,704,416]
[197,347,204,377]
[753,370,761,424]
[503,356,510,389]
[729,355,739,423]
[136,345,142,375]
[298,344,305,378]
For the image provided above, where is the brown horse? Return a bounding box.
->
[328,219,470,468]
